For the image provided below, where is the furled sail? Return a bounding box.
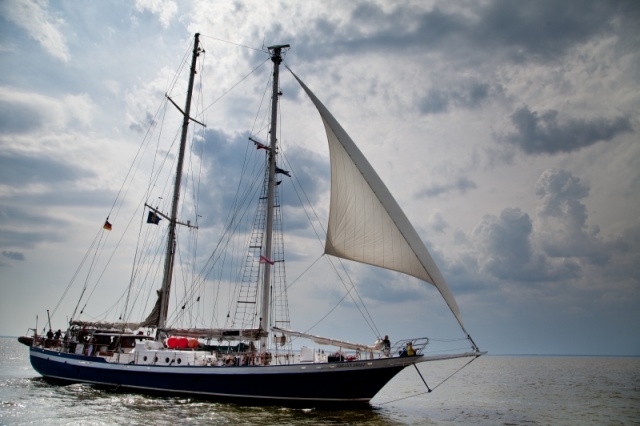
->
[160,328,267,340]
[272,327,378,352]
[288,69,466,332]
[140,290,163,327]
[69,320,142,330]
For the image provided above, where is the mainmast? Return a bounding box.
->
[158,33,202,330]
[259,44,289,351]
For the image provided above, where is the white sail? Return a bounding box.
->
[289,69,466,331]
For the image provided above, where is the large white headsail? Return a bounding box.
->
[288,69,467,332]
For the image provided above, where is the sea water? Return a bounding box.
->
[1,337,638,425]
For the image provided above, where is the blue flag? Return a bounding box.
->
[147,211,161,225]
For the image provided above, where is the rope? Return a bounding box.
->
[376,355,481,406]
[430,355,480,392]
[200,59,269,115]
[199,34,264,53]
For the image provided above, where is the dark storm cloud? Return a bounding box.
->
[0,152,95,186]
[473,0,627,62]
[502,106,633,155]
[281,0,632,65]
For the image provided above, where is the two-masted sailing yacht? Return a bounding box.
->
[21,33,484,406]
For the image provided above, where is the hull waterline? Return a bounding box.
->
[29,347,422,406]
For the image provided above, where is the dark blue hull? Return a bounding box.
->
[30,347,416,406]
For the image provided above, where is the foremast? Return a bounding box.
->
[259,44,289,351]
[158,33,202,330]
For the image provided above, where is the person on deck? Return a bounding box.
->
[382,335,391,356]
[45,329,54,347]
[406,342,415,356]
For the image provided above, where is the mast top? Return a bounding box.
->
[268,44,290,63]
[267,44,290,50]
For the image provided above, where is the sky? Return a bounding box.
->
[0,0,638,356]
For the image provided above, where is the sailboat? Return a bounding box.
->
[20,33,484,407]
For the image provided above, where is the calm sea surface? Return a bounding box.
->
[1,337,638,425]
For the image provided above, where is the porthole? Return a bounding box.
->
[177,358,182,364]
[143,356,147,362]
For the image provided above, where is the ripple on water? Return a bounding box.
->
[1,339,639,425]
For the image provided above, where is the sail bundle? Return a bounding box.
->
[272,327,378,351]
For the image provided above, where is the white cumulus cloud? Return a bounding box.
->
[0,0,70,62]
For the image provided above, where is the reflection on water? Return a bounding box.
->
[4,378,409,425]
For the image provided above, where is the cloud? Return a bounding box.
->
[0,227,65,250]
[533,169,609,264]
[416,176,477,198]
[535,168,589,227]
[355,267,427,304]
[0,89,49,134]
[0,87,94,135]
[0,204,70,250]
[0,0,636,354]
[418,88,450,115]
[191,125,329,236]
[0,0,70,62]
[0,151,94,187]
[419,81,493,115]
[473,0,626,63]
[471,207,554,282]
[427,212,449,234]
[0,149,111,253]
[2,250,25,261]
[129,112,155,134]
[290,0,630,67]
[135,0,178,29]
[462,168,639,290]
[502,106,632,155]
